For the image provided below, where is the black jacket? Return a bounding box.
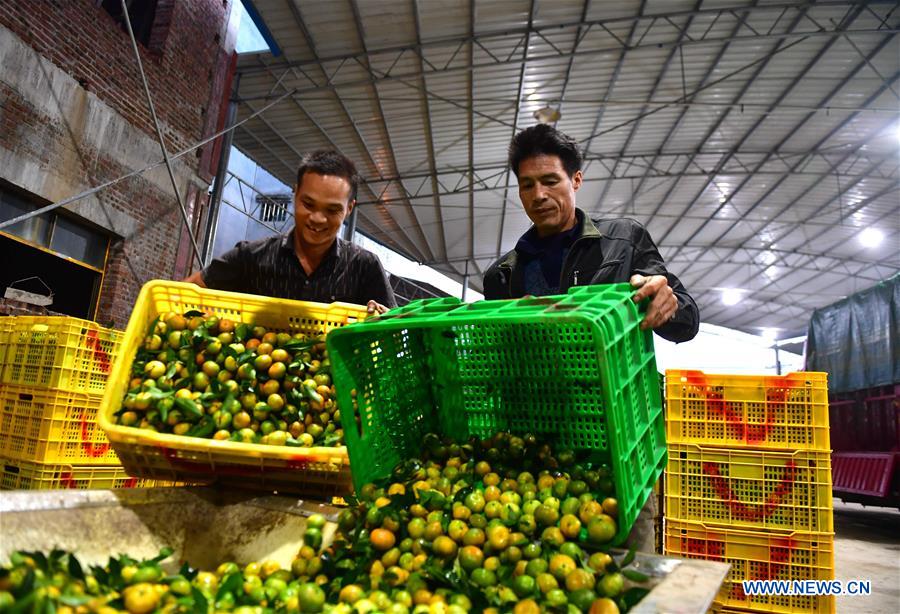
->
[483,210,700,343]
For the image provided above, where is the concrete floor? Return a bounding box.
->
[833,498,900,614]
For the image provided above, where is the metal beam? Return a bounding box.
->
[467,0,477,275]
[238,3,898,76]
[592,0,704,214]
[699,187,900,324]
[665,36,898,267]
[576,0,647,218]
[494,0,538,258]
[352,156,891,206]
[554,0,593,124]
[347,0,437,263]
[410,0,453,272]
[234,18,898,107]
[638,4,819,232]
[613,0,760,220]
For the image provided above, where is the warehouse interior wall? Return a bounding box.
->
[655,323,803,375]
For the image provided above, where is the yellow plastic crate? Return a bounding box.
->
[0,315,13,367]
[665,519,835,613]
[666,443,833,533]
[0,316,122,394]
[0,457,163,490]
[0,385,119,464]
[98,280,368,497]
[665,370,829,451]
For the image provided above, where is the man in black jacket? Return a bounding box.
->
[483,124,700,552]
[483,124,699,343]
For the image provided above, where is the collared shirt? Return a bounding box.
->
[201,230,397,307]
[514,210,584,295]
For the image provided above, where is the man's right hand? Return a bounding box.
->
[367,300,389,315]
[183,271,207,287]
[630,274,677,330]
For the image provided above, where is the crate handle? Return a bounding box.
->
[17,392,34,401]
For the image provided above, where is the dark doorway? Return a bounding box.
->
[0,236,101,320]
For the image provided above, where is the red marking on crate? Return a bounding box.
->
[685,536,725,560]
[80,415,111,457]
[85,329,112,373]
[123,477,139,487]
[60,470,78,489]
[706,390,775,443]
[732,536,795,599]
[703,461,797,521]
[680,371,709,386]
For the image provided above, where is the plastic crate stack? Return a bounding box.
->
[663,370,834,614]
[0,316,156,489]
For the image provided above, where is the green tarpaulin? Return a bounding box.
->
[806,274,899,394]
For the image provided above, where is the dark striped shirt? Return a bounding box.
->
[201,231,396,307]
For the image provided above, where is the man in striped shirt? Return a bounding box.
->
[185,151,396,313]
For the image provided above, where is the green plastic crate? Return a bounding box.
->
[328,284,667,545]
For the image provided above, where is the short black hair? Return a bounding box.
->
[296,150,359,202]
[508,124,583,178]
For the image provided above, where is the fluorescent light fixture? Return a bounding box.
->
[763,265,779,280]
[721,288,742,306]
[859,227,883,248]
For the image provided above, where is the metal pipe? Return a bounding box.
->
[343,206,358,243]
[204,84,240,265]
[0,87,297,234]
[119,0,203,270]
[461,261,469,301]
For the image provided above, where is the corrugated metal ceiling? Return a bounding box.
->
[231,0,899,336]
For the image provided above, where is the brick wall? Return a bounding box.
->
[0,0,229,159]
[0,0,235,329]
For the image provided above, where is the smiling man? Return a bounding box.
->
[484,124,699,342]
[185,150,395,313]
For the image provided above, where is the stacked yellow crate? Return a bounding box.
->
[0,316,160,489]
[663,370,834,613]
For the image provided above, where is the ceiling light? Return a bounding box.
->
[759,250,777,266]
[859,228,883,248]
[533,106,561,124]
[760,328,777,343]
[763,265,779,280]
[721,288,742,306]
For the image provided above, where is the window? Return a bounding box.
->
[50,216,108,269]
[0,184,110,320]
[257,194,290,223]
[101,0,169,50]
[0,184,109,270]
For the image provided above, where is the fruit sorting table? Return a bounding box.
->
[0,487,729,613]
